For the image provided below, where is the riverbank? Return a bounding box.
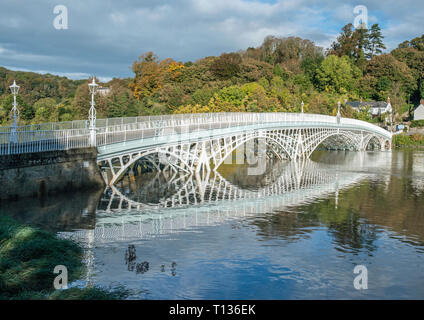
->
[0,216,127,300]
[392,133,424,148]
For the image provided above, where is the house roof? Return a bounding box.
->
[415,104,424,111]
[346,101,388,109]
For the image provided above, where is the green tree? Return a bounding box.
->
[33,98,58,123]
[215,85,246,107]
[328,24,365,61]
[367,24,386,59]
[315,55,362,94]
[410,35,424,51]
[365,54,416,99]
[328,23,386,66]
[272,64,287,79]
[0,95,34,123]
[391,44,424,106]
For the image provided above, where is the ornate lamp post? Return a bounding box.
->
[9,80,20,143]
[88,78,98,147]
[337,101,341,124]
[387,97,393,132]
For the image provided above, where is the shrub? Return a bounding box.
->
[410,120,424,128]
[410,133,423,142]
[392,133,424,147]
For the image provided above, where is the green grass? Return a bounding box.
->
[48,286,130,300]
[0,216,128,300]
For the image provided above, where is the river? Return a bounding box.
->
[1,149,424,299]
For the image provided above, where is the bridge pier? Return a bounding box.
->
[0,148,105,200]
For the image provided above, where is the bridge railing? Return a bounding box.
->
[95,112,392,147]
[0,128,90,155]
[0,112,392,155]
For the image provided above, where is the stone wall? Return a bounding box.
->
[0,148,105,200]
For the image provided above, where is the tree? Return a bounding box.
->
[301,55,324,83]
[365,54,416,99]
[56,99,75,121]
[367,24,386,59]
[191,87,217,106]
[130,52,165,100]
[410,35,424,51]
[353,105,372,122]
[328,23,386,65]
[259,36,323,72]
[0,95,34,124]
[71,81,92,119]
[328,24,360,60]
[215,85,246,107]
[210,53,242,79]
[353,27,370,63]
[392,45,424,106]
[33,98,58,122]
[273,64,287,79]
[315,55,362,94]
[395,34,424,51]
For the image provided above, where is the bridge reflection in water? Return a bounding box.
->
[62,151,392,245]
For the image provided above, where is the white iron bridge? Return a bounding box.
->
[0,112,392,185]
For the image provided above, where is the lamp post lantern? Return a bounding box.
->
[9,80,20,143]
[88,78,98,147]
[301,101,304,113]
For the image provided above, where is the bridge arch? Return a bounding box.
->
[306,130,362,157]
[210,133,294,170]
[363,134,391,150]
[104,148,194,186]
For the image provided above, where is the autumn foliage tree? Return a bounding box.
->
[210,53,242,79]
[130,52,164,100]
[130,52,185,104]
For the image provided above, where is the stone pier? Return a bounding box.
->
[0,148,105,201]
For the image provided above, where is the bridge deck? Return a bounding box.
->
[97,120,391,160]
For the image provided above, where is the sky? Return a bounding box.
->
[0,0,423,82]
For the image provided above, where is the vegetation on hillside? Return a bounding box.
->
[1,25,423,126]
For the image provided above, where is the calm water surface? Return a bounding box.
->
[2,150,424,299]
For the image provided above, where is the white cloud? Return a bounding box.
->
[0,0,423,79]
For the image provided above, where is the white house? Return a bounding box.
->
[414,100,424,121]
[346,98,392,117]
[97,86,111,96]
